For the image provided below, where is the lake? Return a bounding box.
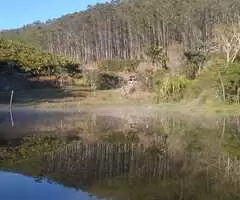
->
[1,106,240,199]
[0,171,104,200]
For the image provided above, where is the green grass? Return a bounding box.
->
[1,83,240,116]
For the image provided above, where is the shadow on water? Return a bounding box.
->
[2,110,240,199]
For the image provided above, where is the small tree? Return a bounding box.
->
[95,72,122,90]
[183,51,206,78]
[146,46,168,70]
[213,24,240,67]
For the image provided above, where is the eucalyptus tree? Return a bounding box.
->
[1,0,239,63]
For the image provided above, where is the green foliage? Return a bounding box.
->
[235,54,240,63]
[0,38,79,76]
[96,72,123,90]
[223,130,240,157]
[99,131,140,143]
[184,51,206,68]
[154,74,190,102]
[218,63,240,104]
[145,46,168,69]
[184,57,225,100]
[183,58,240,105]
[0,136,68,163]
[181,64,199,80]
[97,59,140,72]
[182,51,207,79]
[184,79,204,100]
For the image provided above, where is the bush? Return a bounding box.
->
[97,59,140,72]
[184,51,206,68]
[217,63,240,103]
[96,72,123,90]
[235,54,240,63]
[181,64,199,80]
[153,74,190,102]
[0,38,80,77]
[182,51,207,79]
[137,68,155,91]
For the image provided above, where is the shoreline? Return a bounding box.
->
[1,100,240,117]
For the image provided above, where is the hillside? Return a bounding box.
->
[0,39,80,95]
[0,0,239,63]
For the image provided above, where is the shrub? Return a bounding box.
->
[179,56,240,104]
[182,51,207,79]
[97,59,140,72]
[181,64,199,80]
[184,51,206,68]
[153,74,190,102]
[217,63,240,103]
[137,68,155,91]
[95,72,123,90]
[0,38,80,77]
[235,54,240,63]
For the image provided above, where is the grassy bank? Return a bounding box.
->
[1,55,240,117]
[1,87,240,117]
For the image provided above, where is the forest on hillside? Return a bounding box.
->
[0,0,239,63]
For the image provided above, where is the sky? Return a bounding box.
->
[0,0,108,30]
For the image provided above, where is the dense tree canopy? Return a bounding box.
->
[0,39,79,76]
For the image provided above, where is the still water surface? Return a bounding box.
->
[1,107,240,199]
[0,171,103,200]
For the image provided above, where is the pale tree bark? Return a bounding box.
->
[213,24,240,67]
